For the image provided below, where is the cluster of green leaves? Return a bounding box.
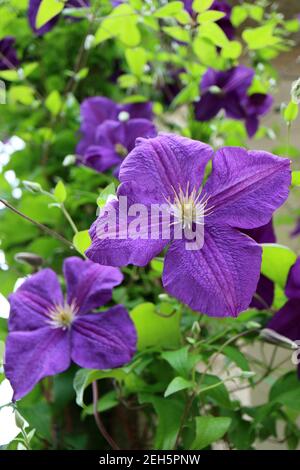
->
[1,0,300,451]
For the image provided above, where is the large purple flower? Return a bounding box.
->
[5,257,136,401]
[28,0,90,36]
[86,133,291,317]
[194,66,273,137]
[77,97,156,175]
[245,221,276,310]
[183,0,234,39]
[0,37,19,71]
[267,258,300,376]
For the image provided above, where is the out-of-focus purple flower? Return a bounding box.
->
[0,37,19,71]
[194,66,273,137]
[28,0,90,36]
[86,134,291,317]
[267,258,300,376]
[245,220,276,310]
[183,0,234,39]
[291,218,300,237]
[5,257,136,401]
[77,97,156,175]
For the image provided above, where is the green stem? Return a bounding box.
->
[60,204,78,234]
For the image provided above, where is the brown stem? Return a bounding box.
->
[92,381,120,450]
[0,198,73,249]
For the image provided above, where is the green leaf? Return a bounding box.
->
[190,416,231,449]
[242,25,280,50]
[197,10,225,23]
[9,85,35,105]
[164,376,194,397]
[231,5,248,27]
[94,4,140,47]
[222,345,250,371]
[163,26,190,43]
[125,47,147,77]
[73,368,125,407]
[192,0,214,13]
[36,0,65,29]
[284,101,298,123]
[139,394,184,449]
[97,182,116,208]
[261,244,297,288]
[292,171,300,187]
[73,230,91,256]
[154,1,183,18]
[54,180,67,203]
[130,302,181,350]
[45,90,62,116]
[161,346,190,378]
[199,22,229,47]
[221,40,242,59]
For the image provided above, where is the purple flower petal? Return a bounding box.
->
[71,305,136,369]
[0,36,19,70]
[163,225,262,317]
[83,145,121,173]
[194,93,224,121]
[285,258,300,300]
[5,327,70,401]
[8,269,63,331]
[63,257,123,314]
[268,299,300,342]
[119,133,213,204]
[86,199,169,267]
[204,147,291,229]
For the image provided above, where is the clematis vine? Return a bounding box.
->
[267,258,300,377]
[5,257,137,400]
[86,133,291,317]
[28,0,90,36]
[183,0,235,39]
[0,37,19,71]
[77,97,156,175]
[194,66,273,137]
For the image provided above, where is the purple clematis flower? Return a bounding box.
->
[194,66,273,137]
[28,0,90,36]
[245,220,276,310]
[86,133,291,317]
[77,97,156,175]
[267,258,300,377]
[0,37,19,71]
[5,257,136,401]
[183,0,234,39]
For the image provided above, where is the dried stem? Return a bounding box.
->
[92,381,120,450]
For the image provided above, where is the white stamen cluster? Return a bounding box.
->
[167,183,213,230]
[47,300,78,330]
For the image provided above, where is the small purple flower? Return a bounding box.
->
[0,37,19,71]
[77,97,156,175]
[86,133,291,317]
[5,257,136,401]
[28,0,90,36]
[267,258,300,376]
[183,0,234,39]
[194,66,273,137]
[245,220,276,310]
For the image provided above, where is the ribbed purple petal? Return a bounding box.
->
[63,257,123,314]
[285,258,300,300]
[5,327,70,401]
[71,305,136,369]
[119,133,213,204]
[8,269,63,331]
[163,225,262,317]
[86,199,169,267]
[204,147,291,229]
[83,145,120,173]
[268,299,300,342]
[223,65,254,96]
